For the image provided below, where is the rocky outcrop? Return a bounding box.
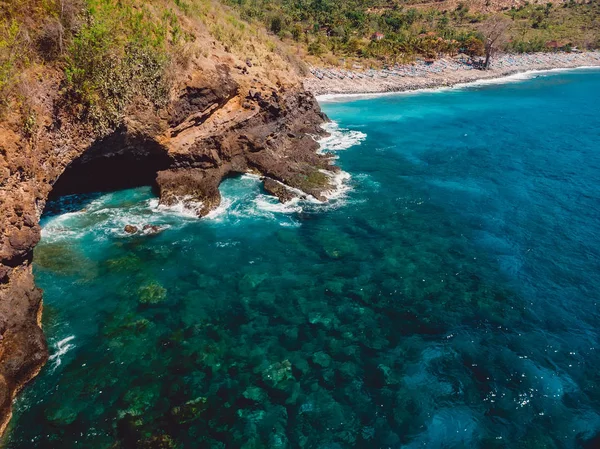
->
[155,86,332,214]
[263,177,297,203]
[124,225,139,234]
[0,40,332,434]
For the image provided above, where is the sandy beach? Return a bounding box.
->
[304,51,600,96]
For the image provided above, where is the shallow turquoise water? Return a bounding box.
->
[6,69,600,448]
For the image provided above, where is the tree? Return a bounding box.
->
[463,35,485,56]
[291,23,303,41]
[307,41,324,56]
[480,16,510,70]
[270,16,282,35]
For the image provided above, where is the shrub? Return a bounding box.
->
[308,41,324,56]
[63,0,170,133]
[270,16,282,35]
[291,23,303,41]
[0,19,26,106]
[463,35,485,56]
[507,38,546,53]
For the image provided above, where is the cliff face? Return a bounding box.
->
[0,37,331,433]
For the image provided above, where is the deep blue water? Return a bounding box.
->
[5,69,600,448]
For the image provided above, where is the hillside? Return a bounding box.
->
[224,0,600,66]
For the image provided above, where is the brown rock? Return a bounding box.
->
[8,228,39,253]
[263,178,297,203]
[156,168,223,217]
[124,225,138,234]
[142,225,163,235]
[0,268,48,435]
[0,266,8,284]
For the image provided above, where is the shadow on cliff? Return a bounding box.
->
[48,128,173,201]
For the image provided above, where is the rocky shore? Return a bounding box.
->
[304,51,600,96]
[0,46,332,434]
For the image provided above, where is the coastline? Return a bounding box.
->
[304,51,600,98]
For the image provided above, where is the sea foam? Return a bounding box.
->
[48,336,76,372]
[317,122,367,154]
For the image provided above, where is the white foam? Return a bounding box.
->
[320,169,352,201]
[452,68,561,88]
[304,121,366,208]
[317,87,450,103]
[205,196,232,220]
[91,208,151,237]
[254,195,304,214]
[48,335,75,372]
[215,240,240,248]
[151,196,203,219]
[317,122,366,154]
[239,173,262,181]
[42,192,199,243]
[40,210,89,242]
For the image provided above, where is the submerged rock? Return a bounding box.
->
[138,282,167,304]
[238,272,268,290]
[34,242,96,277]
[237,408,266,423]
[377,364,399,385]
[44,404,80,427]
[171,396,208,424]
[121,384,161,417]
[262,360,293,387]
[104,254,143,273]
[136,435,178,449]
[312,351,332,368]
[142,225,164,236]
[243,386,268,402]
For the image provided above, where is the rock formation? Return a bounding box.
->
[0,33,332,434]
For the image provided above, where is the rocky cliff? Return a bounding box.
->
[0,31,333,434]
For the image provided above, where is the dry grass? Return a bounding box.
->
[0,0,305,132]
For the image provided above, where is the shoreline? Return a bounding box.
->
[304,52,600,99]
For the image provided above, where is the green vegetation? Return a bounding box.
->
[297,169,330,191]
[224,0,600,65]
[0,0,175,128]
[0,19,21,102]
[64,0,171,132]
[507,1,600,53]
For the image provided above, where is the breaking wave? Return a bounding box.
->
[48,336,76,373]
[317,122,367,154]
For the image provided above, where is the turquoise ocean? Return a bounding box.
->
[5,68,600,448]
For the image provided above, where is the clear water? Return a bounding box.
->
[6,69,600,448]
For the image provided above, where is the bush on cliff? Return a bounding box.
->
[1,0,296,129]
[64,0,170,132]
